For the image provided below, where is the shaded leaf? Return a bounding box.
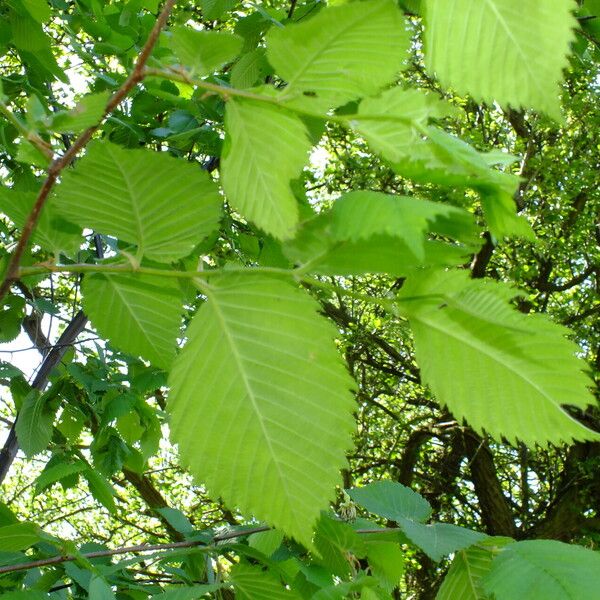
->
[482,540,600,600]
[347,481,432,523]
[169,28,242,76]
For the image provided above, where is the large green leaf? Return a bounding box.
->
[397,519,485,562]
[221,99,312,239]
[54,141,222,262]
[0,188,81,256]
[267,0,410,110]
[424,0,577,119]
[0,523,41,552]
[347,481,431,523]
[82,273,183,370]
[482,540,600,600]
[231,563,300,599]
[168,274,355,546]
[169,27,242,76]
[398,270,599,446]
[436,539,513,600]
[285,190,480,276]
[329,191,480,258]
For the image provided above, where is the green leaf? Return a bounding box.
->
[314,514,366,577]
[16,389,57,457]
[0,593,49,600]
[0,188,82,256]
[347,481,432,523]
[10,11,66,82]
[248,529,284,557]
[267,0,410,110]
[155,508,194,535]
[480,189,535,241]
[0,523,41,551]
[49,92,109,133]
[230,563,300,599]
[329,191,480,259]
[436,539,513,600]
[398,269,599,446]
[35,460,87,493]
[285,196,478,277]
[0,296,25,343]
[364,541,404,593]
[21,0,52,22]
[397,520,486,562]
[231,49,272,89]
[168,273,355,546]
[83,469,116,514]
[424,0,577,119]
[169,28,242,76]
[82,273,183,370]
[54,141,222,262]
[199,0,236,20]
[222,99,312,239]
[150,585,222,600]
[482,540,600,600]
[353,88,452,164]
[89,576,116,600]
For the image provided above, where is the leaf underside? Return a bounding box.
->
[168,274,356,546]
[54,141,222,262]
[399,270,599,446]
[424,0,578,119]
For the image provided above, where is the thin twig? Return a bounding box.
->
[0,0,177,301]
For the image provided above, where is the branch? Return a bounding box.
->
[463,430,516,537]
[0,0,177,301]
[0,526,400,575]
[0,311,88,484]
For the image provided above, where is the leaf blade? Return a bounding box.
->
[54,141,222,262]
[168,274,355,545]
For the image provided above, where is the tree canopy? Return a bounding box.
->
[0,0,599,598]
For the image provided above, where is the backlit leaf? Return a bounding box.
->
[399,269,599,446]
[424,0,578,119]
[168,273,355,546]
[54,141,222,262]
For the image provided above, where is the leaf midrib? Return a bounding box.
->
[279,0,387,96]
[206,286,295,517]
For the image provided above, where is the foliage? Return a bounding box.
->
[0,0,598,598]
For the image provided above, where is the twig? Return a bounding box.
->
[0,0,177,301]
[0,526,400,575]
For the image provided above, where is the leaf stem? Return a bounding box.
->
[0,101,54,159]
[17,263,293,280]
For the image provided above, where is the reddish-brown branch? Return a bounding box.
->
[0,0,176,301]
